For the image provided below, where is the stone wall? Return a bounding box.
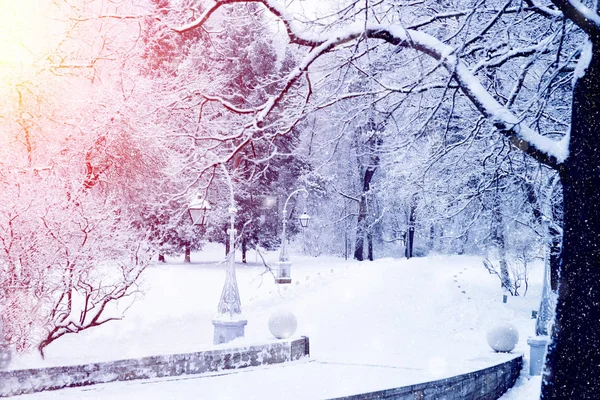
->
[329,355,522,400]
[0,336,310,398]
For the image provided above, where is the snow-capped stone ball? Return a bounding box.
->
[487,323,519,352]
[0,345,11,370]
[268,309,298,339]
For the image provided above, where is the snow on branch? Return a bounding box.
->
[551,0,600,34]
[524,0,563,17]
[471,37,554,73]
[408,4,562,29]
[194,92,257,114]
[174,0,569,167]
[174,0,321,46]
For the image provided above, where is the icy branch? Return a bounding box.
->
[551,0,600,34]
[172,2,223,34]
[174,0,569,166]
[196,92,256,114]
[174,0,321,46]
[525,0,563,17]
[471,37,554,73]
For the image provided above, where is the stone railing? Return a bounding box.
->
[0,336,310,397]
[329,355,522,400]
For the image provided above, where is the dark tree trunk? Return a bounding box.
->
[405,199,416,259]
[158,254,165,263]
[184,243,191,263]
[549,229,562,291]
[241,238,247,263]
[541,42,600,398]
[405,227,415,258]
[354,168,377,261]
[354,195,366,261]
[354,124,381,262]
[428,225,435,251]
[367,231,374,261]
[404,228,415,258]
[457,230,467,255]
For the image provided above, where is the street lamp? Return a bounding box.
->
[298,212,310,254]
[536,217,556,336]
[189,165,246,345]
[528,216,557,376]
[276,188,309,284]
[299,212,310,228]
[188,195,211,226]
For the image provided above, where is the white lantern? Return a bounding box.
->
[188,197,211,226]
[298,212,310,228]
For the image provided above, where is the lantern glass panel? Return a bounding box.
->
[298,213,310,228]
[189,208,208,226]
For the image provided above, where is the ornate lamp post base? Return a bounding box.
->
[212,319,248,345]
[275,261,292,284]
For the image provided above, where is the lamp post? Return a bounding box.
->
[528,216,556,375]
[188,164,246,345]
[535,216,557,336]
[299,211,310,254]
[276,188,309,284]
[536,220,554,337]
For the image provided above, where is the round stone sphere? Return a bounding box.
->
[268,309,298,339]
[0,344,11,370]
[487,323,519,353]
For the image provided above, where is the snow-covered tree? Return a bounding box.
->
[172,0,600,396]
[141,1,310,260]
[0,0,165,355]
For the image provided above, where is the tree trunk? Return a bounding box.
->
[541,42,600,398]
[405,199,416,259]
[344,228,349,260]
[549,228,562,291]
[354,124,380,261]
[428,225,435,251]
[354,194,366,261]
[241,238,247,263]
[457,230,467,255]
[367,231,374,261]
[184,243,191,263]
[354,168,376,261]
[491,193,511,292]
[405,227,415,258]
[523,179,563,293]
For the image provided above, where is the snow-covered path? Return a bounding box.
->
[9,246,542,399]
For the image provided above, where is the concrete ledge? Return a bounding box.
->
[329,355,522,400]
[0,336,310,397]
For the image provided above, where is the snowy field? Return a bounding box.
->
[10,244,544,399]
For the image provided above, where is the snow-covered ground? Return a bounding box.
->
[500,375,542,399]
[10,244,544,399]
